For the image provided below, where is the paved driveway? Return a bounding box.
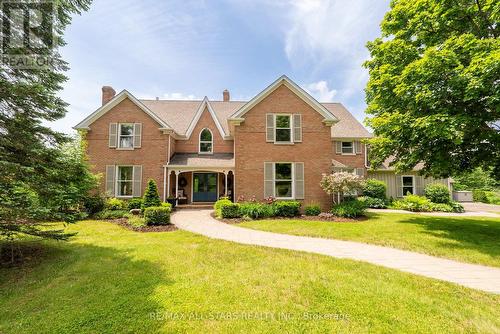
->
[462,202,500,213]
[171,209,500,294]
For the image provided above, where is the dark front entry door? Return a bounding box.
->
[193,173,218,202]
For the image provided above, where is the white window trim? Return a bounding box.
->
[117,123,135,150]
[401,175,415,196]
[274,114,294,144]
[115,165,134,198]
[273,162,295,200]
[341,141,355,155]
[198,128,213,154]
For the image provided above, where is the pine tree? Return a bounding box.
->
[142,179,161,210]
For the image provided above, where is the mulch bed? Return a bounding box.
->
[109,218,178,232]
[212,212,367,224]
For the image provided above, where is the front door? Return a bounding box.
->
[193,173,218,202]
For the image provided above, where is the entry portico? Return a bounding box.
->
[164,153,235,204]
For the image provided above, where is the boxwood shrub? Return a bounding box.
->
[331,199,367,218]
[304,204,321,216]
[221,203,241,218]
[273,201,301,217]
[143,206,171,225]
[127,198,143,210]
[214,198,232,217]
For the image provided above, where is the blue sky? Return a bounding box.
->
[54,0,390,133]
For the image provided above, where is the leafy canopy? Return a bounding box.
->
[365,0,500,179]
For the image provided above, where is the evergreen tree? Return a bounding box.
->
[0,1,93,242]
[142,179,161,210]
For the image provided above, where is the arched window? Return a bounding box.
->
[199,128,213,153]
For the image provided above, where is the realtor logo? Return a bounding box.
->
[1,0,56,68]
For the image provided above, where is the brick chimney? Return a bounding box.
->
[223,89,230,102]
[102,86,116,105]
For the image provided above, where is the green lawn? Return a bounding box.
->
[238,212,500,268]
[1,221,499,333]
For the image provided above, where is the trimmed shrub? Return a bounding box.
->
[362,179,387,200]
[304,204,321,216]
[127,198,143,210]
[392,195,433,212]
[105,198,126,210]
[239,202,274,219]
[161,202,172,210]
[331,199,367,218]
[214,198,233,217]
[221,203,241,218]
[358,196,387,209]
[83,194,105,215]
[96,209,129,219]
[142,179,161,210]
[472,190,489,203]
[273,201,301,217]
[144,206,171,225]
[424,183,450,204]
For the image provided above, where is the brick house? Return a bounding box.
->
[75,75,449,210]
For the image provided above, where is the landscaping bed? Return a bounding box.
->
[213,211,366,224]
[109,218,177,233]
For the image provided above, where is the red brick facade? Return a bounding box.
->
[83,83,366,210]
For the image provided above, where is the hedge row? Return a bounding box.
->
[215,199,301,219]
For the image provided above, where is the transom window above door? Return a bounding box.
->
[199,128,213,154]
[119,123,134,148]
[275,115,292,143]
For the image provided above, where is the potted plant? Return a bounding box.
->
[166,195,177,208]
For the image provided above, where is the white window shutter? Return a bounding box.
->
[355,141,362,154]
[106,165,115,196]
[109,123,117,148]
[355,168,364,177]
[335,141,342,154]
[294,162,305,199]
[266,114,275,142]
[133,123,142,148]
[396,175,403,197]
[132,165,142,197]
[264,162,274,197]
[293,114,302,142]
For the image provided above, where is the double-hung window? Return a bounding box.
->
[402,176,415,195]
[118,123,134,149]
[275,163,293,198]
[116,166,133,197]
[275,115,292,143]
[341,141,354,154]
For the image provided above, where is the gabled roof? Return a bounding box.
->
[74,90,171,130]
[184,97,227,139]
[323,103,373,139]
[229,75,338,124]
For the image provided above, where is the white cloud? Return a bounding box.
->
[162,93,197,100]
[305,80,337,102]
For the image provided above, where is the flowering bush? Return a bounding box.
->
[320,172,365,202]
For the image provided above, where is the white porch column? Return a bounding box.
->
[224,171,229,197]
[175,170,180,204]
[167,169,170,197]
[163,167,167,202]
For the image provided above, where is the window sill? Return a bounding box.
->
[275,197,295,200]
[273,142,295,145]
[116,195,133,198]
[340,153,356,156]
[198,152,214,155]
[116,147,135,151]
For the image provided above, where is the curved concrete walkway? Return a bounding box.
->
[171,209,500,294]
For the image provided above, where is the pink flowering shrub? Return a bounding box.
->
[320,172,365,200]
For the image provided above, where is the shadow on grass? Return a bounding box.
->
[399,216,500,259]
[0,240,170,333]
